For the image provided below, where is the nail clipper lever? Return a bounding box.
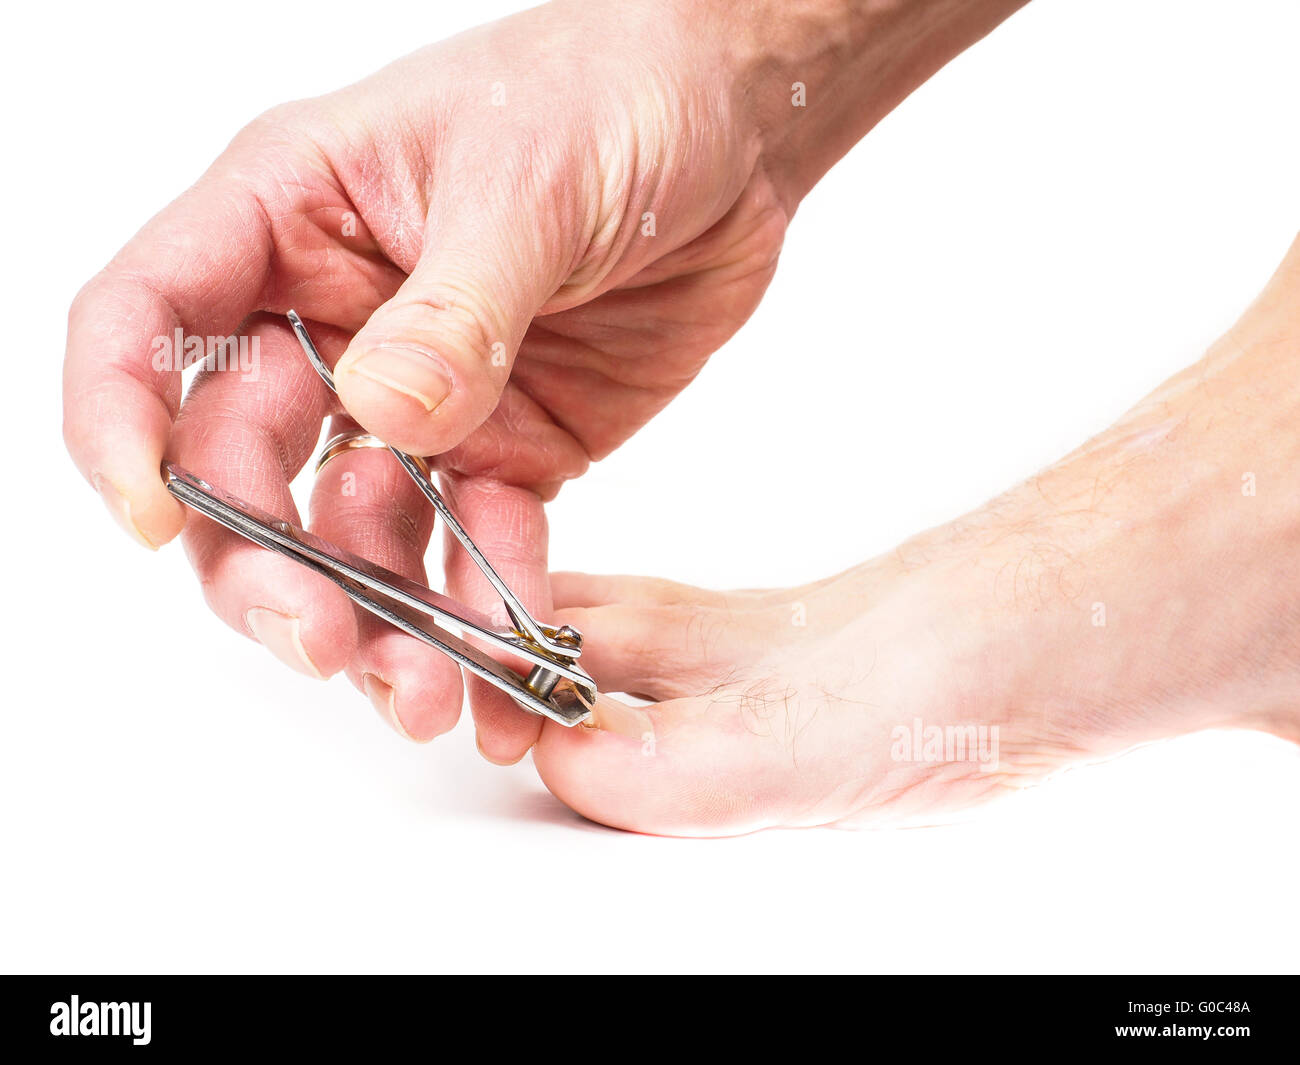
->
[161,312,596,727]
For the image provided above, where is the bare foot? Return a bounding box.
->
[533,234,1300,835]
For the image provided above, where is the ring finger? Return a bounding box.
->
[308,417,464,741]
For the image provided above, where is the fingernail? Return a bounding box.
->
[91,472,158,550]
[338,344,452,412]
[476,731,527,767]
[363,672,420,742]
[245,607,324,679]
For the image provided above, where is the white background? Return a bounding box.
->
[3,0,1298,973]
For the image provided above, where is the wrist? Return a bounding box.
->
[676,0,1032,209]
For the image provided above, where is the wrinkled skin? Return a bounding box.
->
[64,2,788,763]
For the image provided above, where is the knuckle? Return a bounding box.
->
[235,101,313,144]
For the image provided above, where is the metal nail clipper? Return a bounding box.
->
[160,311,596,726]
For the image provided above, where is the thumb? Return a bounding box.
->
[334,206,560,457]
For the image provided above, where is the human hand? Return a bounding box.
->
[534,235,1300,835]
[63,0,1026,760]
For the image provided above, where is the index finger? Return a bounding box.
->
[63,159,276,547]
